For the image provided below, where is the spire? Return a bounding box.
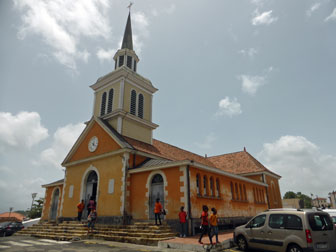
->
[121,12,133,50]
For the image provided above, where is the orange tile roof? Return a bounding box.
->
[124,137,279,177]
[0,212,25,222]
[124,137,215,167]
[208,151,280,177]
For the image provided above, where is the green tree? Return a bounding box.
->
[283,191,297,199]
[28,198,44,219]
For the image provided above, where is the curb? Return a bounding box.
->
[158,238,233,252]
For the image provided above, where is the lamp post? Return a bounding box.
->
[31,193,37,212]
[9,207,13,217]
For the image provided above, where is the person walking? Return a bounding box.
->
[154,198,162,225]
[198,205,213,245]
[209,207,219,244]
[179,206,187,237]
[87,208,97,234]
[76,200,85,221]
[87,196,96,216]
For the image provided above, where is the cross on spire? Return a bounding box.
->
[127,2,133,12]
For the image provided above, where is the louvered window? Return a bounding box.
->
[130,90,136,115]
[107,89,114,113]
[138,94,144,118]
[133,61,137,72]
[100,92,107,116]
[118,55,124,67]
[127,56,132,69]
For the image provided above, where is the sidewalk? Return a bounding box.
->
[158,231,234,252]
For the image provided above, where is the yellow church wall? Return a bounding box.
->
[129,167,184,220]
[189,167,267,220]
[41,185,63,221]
[93,81,121,117]
[62,155,124,218]
[69,121,121,163]
[122,118,152,144]
[123,81,152,121]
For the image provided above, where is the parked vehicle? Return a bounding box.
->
[0,222,24,237]
[323,209,336,226]
[234,208,336,252]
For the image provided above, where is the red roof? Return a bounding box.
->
[0,212,25,222]
[124,137,279,177]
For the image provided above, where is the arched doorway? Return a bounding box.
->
[50,188,60,221]
[83,171,98,218]
[149,174,164,219]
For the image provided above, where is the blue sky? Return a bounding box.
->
[1,0,336,213]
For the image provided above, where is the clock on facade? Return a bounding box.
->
[88,136,98,152]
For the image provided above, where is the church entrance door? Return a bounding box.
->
[149,174,164,219]
[83,171,98,218]
[50,188,59,221]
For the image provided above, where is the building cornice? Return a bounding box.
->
[129,160,268,187]
[90,67,158,94]
[240,171,281,180]
[101,109,158,129]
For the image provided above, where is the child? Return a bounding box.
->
[209,207,219,244]
[154,198,162,225]
[87,209,97,234]
[198,205,213,245]
[178,206,187,237]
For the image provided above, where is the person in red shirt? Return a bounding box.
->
[198,205,213,245]
[178,206,187,237]
[76,200,85,221]
[154,198,163,225]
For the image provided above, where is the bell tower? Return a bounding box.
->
[90,11,158,144]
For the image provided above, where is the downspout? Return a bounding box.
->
[262,173,270,209]
[122,153,130,224]
[186,165,192,235]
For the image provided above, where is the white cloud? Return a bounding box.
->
[239,48,258,58]
[0,111,48,152]
[238,74,266,96]
[252,10,278,26]
[215,97,242,117]
[165,4,176,15]
[36,123,85,169]
[96,48,117,62]
[325,8,336,22]
[132,11,150,54]
[13,0,111,70]
[238,67,273,95]
[195,133,216,150]
[258,136,336,198]
[306,3,321,17]
[251,0,265,6]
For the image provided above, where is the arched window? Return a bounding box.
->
[230,182,234,200]
[235,183,239,200]
[138,94,144,119]
[203,176,207,195]
[196,174,201,195]
[216,178,220,198]
[100,92,107,116]
[130,90,136,115]
[209,177,215,196]
[239,184,243,201]
[107,89,114,113]
[243,185,247,201]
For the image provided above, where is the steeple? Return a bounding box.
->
[121,13,133,50]
[113,11,139,72]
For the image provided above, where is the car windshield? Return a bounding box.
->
[332,216,336,224]
[0,222,11,228]
[308,213,334,231]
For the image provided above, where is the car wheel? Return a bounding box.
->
[237,235,248,251]
[287,244,303,252]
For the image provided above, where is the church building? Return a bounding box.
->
[41,12,282,233]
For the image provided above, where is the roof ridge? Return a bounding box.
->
[208,150,244,158]
[153,138,210,161]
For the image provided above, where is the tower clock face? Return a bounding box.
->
[88,136,98,152]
